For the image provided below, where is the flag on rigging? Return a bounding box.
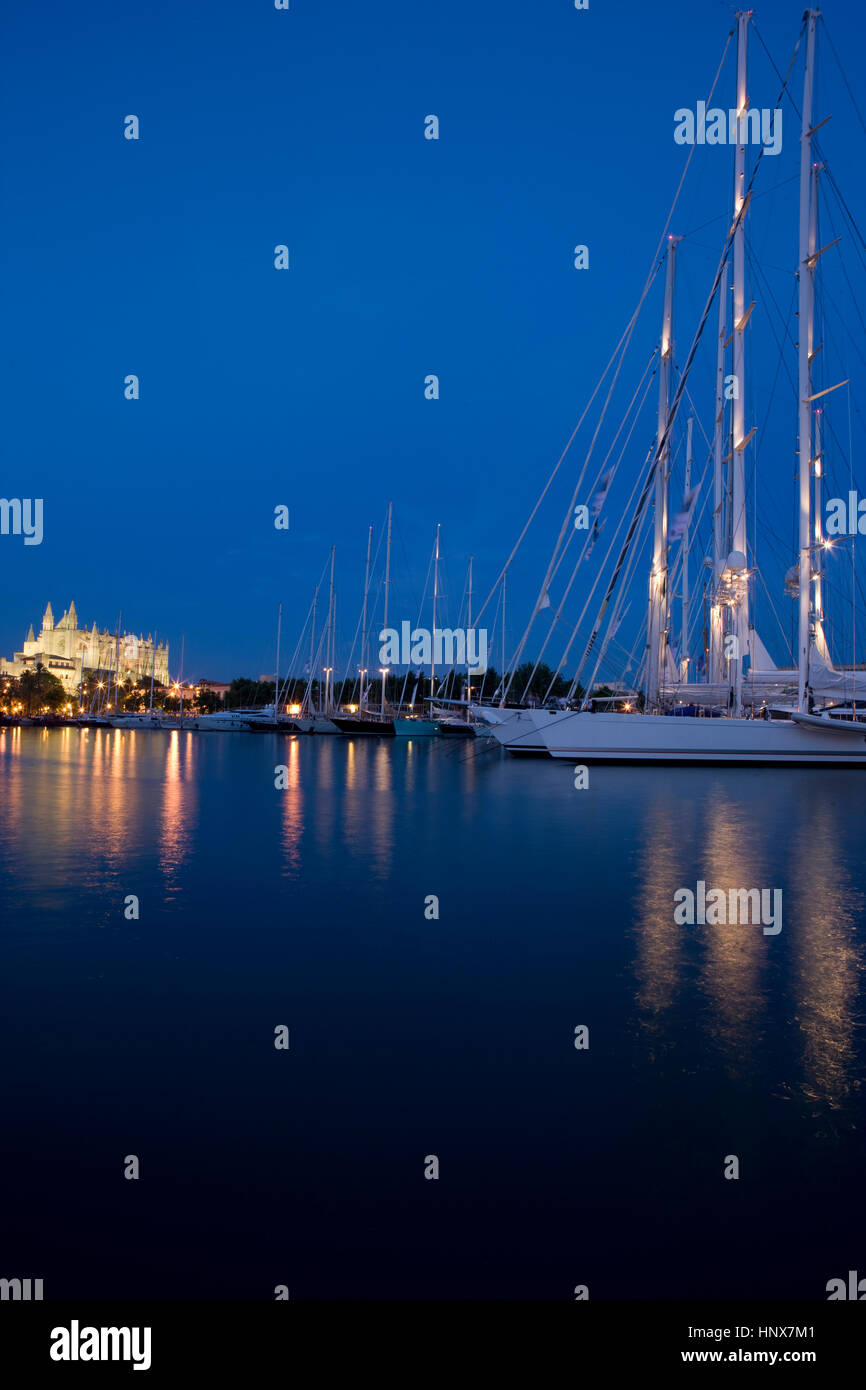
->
[590,470,614,518]
[669,485,700,541]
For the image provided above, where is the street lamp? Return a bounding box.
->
[379,667,389,718]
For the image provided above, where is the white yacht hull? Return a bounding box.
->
[469,706,559,755]
[539,711,866,765]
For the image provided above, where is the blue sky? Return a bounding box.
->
[2,0,866,682]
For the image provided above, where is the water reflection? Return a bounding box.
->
[280,737,304,879]
[696,794,767,1067]
[159,731,197,896]
[632,774,864,1123]
[787,795,863,1119]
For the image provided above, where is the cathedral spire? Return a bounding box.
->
[42,601,54,632]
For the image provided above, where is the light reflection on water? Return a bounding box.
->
[2,729,865,1297]
[631,772,865,1128]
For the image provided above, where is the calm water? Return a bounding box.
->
[1,724,865,1300]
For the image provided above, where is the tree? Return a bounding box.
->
[511,662,573,702]
[226,677,275,709]
[14,664,67,715]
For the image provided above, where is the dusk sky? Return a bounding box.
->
[3,0,866,682]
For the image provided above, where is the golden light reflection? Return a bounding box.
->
[280,737,304,878]
[787,794,862,1118]
[632,782,769,1070]
[632,776,864,1121]
[341,739,395,881]
[632,788,688,1038]
[159,730,197,888]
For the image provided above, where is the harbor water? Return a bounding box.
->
[1,725,865,1299]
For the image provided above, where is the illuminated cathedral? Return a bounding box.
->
[1,601,170,694]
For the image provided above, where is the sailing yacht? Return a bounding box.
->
[191,706,278,732]
[480,11,866,767]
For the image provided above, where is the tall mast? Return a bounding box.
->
[710,262,728,683]
[360,523,372,711]
[730,9,751,716]
[114,612,122,711]
[331,592,337,710]
[149,633,156,714]
[381,501,393,717]
[813,406,825,655]
[682,416,693,680]
[798,10,819,711]
[326,546,335,714]
[178,632,185,727]
[466,554,473,702]
[647,234,677,708]
[274,602,282,723]
[430,523,440,703]
[500,571,506,705]
[309,584,318,715]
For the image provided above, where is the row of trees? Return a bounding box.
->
[1,666,69,715]
[1,661,590,720]
[226,662,583,709]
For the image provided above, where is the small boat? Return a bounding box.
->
[191,708,262,732]
[393,716,439,737]
[436,718,475,739]
[107,712,166,730]
[332,715,395,736]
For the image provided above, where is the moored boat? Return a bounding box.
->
[332,715,395,736]
[393,716,439,736]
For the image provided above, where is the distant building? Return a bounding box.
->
[198,679,230,698]
[0,601,170,694]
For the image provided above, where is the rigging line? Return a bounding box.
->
[397,536,436,710]
[820,14,866,141]
[540,373,659,701]
[819,185,866,346]
[746,246,798,377]
[470,277,656,634]
[755,563,795,665]
[580,491,657,702]
[752,20,803,125]
[819,277,866,375]
[679,173,800,242]
[501,295,657,703]
[548,432,658,698]
[817,160,866,260]
[537,347,659,605]
[522,352,659,700]
[571,461,657,701]
[471,26,736,637]
[568,20,805,709]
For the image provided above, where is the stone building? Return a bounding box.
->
[1,601,170,694]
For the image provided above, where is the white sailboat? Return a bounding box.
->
[484,11,866,766]
[395,522,442,736]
